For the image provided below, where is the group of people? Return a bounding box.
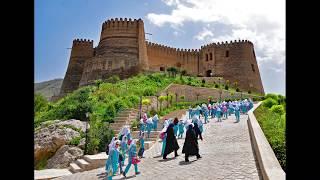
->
[105,99,254,179]
[105,126,141,179]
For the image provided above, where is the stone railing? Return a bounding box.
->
[247,102,286,180]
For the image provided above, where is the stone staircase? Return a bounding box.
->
[35,152,108,179]
[110,108,139,135]
[69,152,108,173]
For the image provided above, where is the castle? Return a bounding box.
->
[58,18,264,98]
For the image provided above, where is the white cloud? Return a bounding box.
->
[194,27,214,40]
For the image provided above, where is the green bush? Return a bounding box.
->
[262,98,278,108]
[215,84,219,88]
[69,136,81,146]
[265,93,279,102]
[236,88,240,92]
[270,105,285,115]
[248,90,251,94]
[225,85,229,90]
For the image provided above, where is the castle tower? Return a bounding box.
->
[59,39,94,96]
[212,40,264,94]
[78,18,149,86]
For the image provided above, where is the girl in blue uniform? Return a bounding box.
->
[122,140,140,177]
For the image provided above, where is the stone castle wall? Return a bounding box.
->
[58,18,264,99]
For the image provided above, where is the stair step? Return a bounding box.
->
[75,159,90,170]
[69,163,82,173]
[35,169,73,180]
[83,153,108,168]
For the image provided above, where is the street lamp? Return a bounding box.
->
[84,112,89,155]
[139,96,142,119]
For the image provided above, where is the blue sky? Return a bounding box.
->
[35,0,285,95]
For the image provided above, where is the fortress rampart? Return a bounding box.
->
[58,18,264,99]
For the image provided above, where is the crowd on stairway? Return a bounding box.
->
[104,98,254,179]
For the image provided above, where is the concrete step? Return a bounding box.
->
[35,169,73,180]
[69,162,82,173]
[75,159,90,171]
[83,153,108,169]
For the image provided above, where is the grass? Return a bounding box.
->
[254,105,286,172]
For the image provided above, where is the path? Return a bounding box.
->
[57,111,261,180]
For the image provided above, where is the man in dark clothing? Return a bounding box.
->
[182,124,202,162]
[163,123,180,159]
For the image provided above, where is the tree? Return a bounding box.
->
[158,96,167,112]
[142,98,151,112]
[180,70,187,79]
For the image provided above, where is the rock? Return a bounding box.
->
[46,145,83,168]
[56,119,89,132]
[34,122,81,168]
[77,138,86,149]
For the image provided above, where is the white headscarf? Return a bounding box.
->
[146,117,153,124]
[121,135,127,144]
[152,114,158,121]
[108,137,116,154]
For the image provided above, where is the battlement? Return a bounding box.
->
[72,39,94,46]
[201,39,253,49]
[102,18,143,30]
[146,41,200,55]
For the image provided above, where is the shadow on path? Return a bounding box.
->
[178,159,196,165]
[158,157,176,162]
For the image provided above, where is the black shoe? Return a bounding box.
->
[197,155,202,159]
[163,157,167,159]
[135,172,141,175]
[175,154,179,157]
[185,159,189,162]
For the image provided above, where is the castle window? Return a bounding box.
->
[226,50,229,57]
[206,54,209,61]
[209,53,213,60]
[251,64,255,72]
[160,67,165,71]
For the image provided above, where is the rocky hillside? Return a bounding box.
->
[35,78,63,101]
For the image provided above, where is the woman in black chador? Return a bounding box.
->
[182,124,202,162]
[163,123,180,159]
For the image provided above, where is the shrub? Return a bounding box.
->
[180,95,185,100]
[143,87,156,96]
[34,93,48,113]
[262,98,278,108]
[254,105,286,171]
[236,88,240,92]
[225,85,229,90]
[202,79,206,84]
[104,103,116,122]
[265,93,279,102]
[270,105,285,115]
[215,84,219,88]
[248,90,251,94]
[69,136,81,146]
[106,75,120,84]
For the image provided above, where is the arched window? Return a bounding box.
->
[226,50,229,57]
[206,54,209,61]
[210,53,213,60]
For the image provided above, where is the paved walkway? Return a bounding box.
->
[57,112,261,180]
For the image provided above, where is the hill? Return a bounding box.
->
[34,79,63,100]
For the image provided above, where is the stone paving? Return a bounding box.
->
[57,112,261,180]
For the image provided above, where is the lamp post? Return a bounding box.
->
[156,94,159,111]
[166,91,169,108]
[84,112,89,155]
[219,78,222,102]
[139,96,142,119]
